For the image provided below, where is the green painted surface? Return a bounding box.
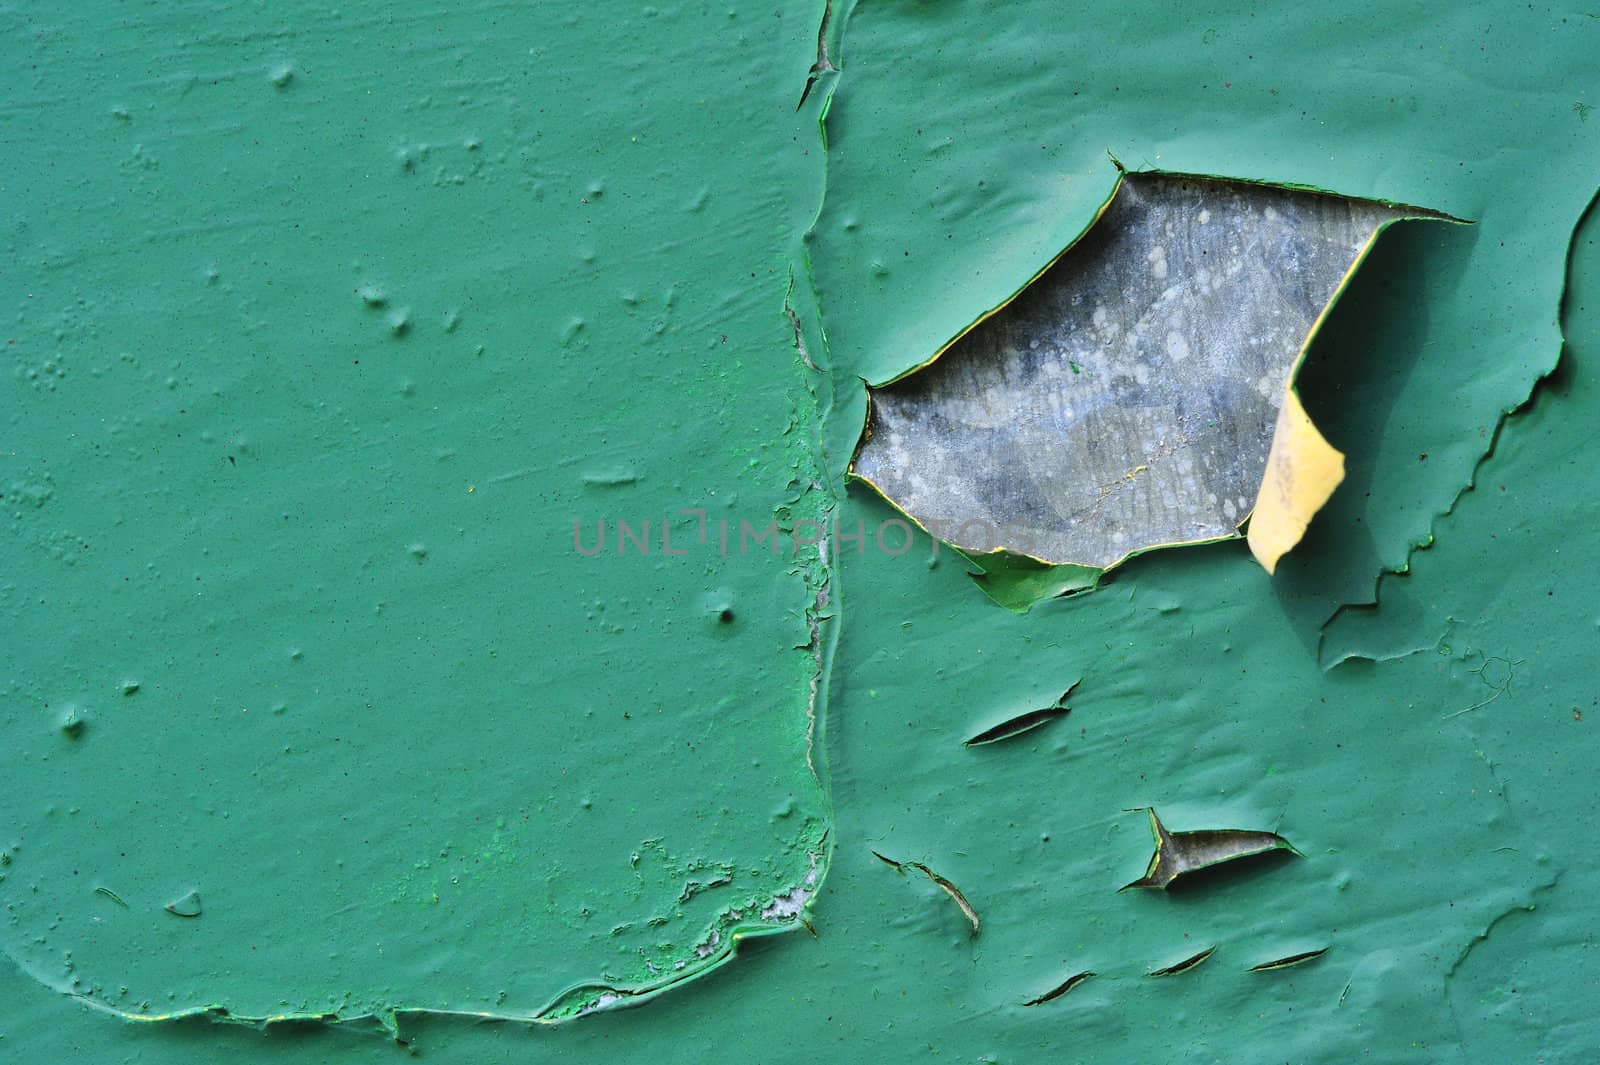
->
[3,0,830,1026]
[4,2,1599,1063]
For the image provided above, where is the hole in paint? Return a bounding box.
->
[852,171,1453,573]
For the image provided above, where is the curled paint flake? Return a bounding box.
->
[1122,808,1299,891]
[871,852,980,935]
[964,682,1078,746]
[1022,970,1096,1006]
[163,890,202,918]
[1147,944,1216,977]
[1248,947,1329,972]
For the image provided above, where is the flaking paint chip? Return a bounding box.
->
[1122,808,1299,891]
[1147,944,1217,977]
[963,682,1078,746]
[1248,946,1329,971]
[872,851,980,935]
[1022,969,1096,1006]
[164,890,202,918]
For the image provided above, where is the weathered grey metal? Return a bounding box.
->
[854,173,1400,569]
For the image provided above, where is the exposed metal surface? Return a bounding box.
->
[854,173,1402,569]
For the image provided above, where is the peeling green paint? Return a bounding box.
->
[4,1,1600,1063]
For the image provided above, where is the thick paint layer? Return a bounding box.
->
[3,0,831,1025]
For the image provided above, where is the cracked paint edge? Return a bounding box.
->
[1316,184,1600,657]
[0,0,860,1038]
[844,159,1464,589]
